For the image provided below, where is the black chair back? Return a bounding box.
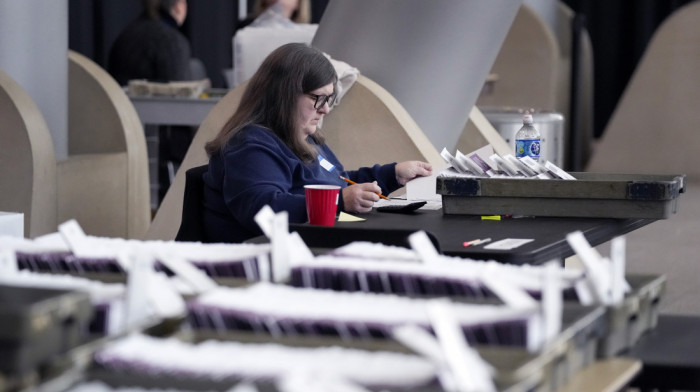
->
[175,164,209,242]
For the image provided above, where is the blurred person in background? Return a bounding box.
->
[236,0,311,31]
[109,0,206,204]
[109,0,194,85]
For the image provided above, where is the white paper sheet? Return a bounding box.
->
[483,238,534,250]
[405,162,448,202]
[0,212,23,238]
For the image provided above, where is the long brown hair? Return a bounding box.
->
[205,43,337,163]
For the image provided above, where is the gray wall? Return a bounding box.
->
[524,0,558,33]
[0,0,68,160]
[313,0,522,151]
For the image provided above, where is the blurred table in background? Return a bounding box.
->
[128,89,227,211]
[129,90,226,127]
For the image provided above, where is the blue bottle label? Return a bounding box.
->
[515,139,541,159]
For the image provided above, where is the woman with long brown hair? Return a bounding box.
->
[202,43,432,243]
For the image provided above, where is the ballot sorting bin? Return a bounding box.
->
[0,285,92,375]
[437,172,686,219]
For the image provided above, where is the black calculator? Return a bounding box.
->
[376,201,427,213]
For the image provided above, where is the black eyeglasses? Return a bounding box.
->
[307,93,336,109]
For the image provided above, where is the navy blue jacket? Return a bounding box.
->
[202,125,399,243]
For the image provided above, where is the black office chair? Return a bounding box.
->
[175,164,209,242]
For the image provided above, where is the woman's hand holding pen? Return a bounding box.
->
[395,161,433,185]
[339,160,432,213]
[342,181,382,213]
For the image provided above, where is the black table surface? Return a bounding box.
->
[289,209,654,265]
[626,315,700,391]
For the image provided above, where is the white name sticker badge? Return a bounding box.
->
[318,154,336,173]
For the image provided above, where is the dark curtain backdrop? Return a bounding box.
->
[70,0,693,138]
[68,0,330,89]
[562,0,695,138]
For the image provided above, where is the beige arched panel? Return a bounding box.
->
[57,51,150,239]
[455,107,511,158]
[0,70,57,238]
[145,81,248,241]
[586,2,700,316]
[586,2,700,178]
[322,75,442,169]
[145,75,441,241]
[476,4,559,112]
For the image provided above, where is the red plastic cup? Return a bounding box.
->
[304,184,340,226]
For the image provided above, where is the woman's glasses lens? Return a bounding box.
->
[311,94,336,109]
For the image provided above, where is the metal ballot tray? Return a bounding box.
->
[179,303,606,392]
[437,172,685,219]
[0,285,93,375]
[597,273,667,358]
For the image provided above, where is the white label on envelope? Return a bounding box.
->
[483,238,534,250]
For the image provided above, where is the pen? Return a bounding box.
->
[339,176,388,199]
[462,238,492,247]
[462,239,481,247]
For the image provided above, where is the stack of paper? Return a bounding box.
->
[440,145,576,180]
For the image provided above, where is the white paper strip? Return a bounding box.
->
[409,231,441,265]
[542,260,562,343]
[566,231,610,304]
[124,253,155,329]
[610,235,630,303]
[0,249,18,276]
[58,219,97,257]
[429,301,496,392]
[254,205,276,238]
[392,324,457,392]
[270,211,291,283]
[481,269,538,310]
[157,252,218,294]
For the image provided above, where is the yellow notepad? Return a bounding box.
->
[338,212,366,222]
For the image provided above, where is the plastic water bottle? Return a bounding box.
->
[515,113,541,161]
